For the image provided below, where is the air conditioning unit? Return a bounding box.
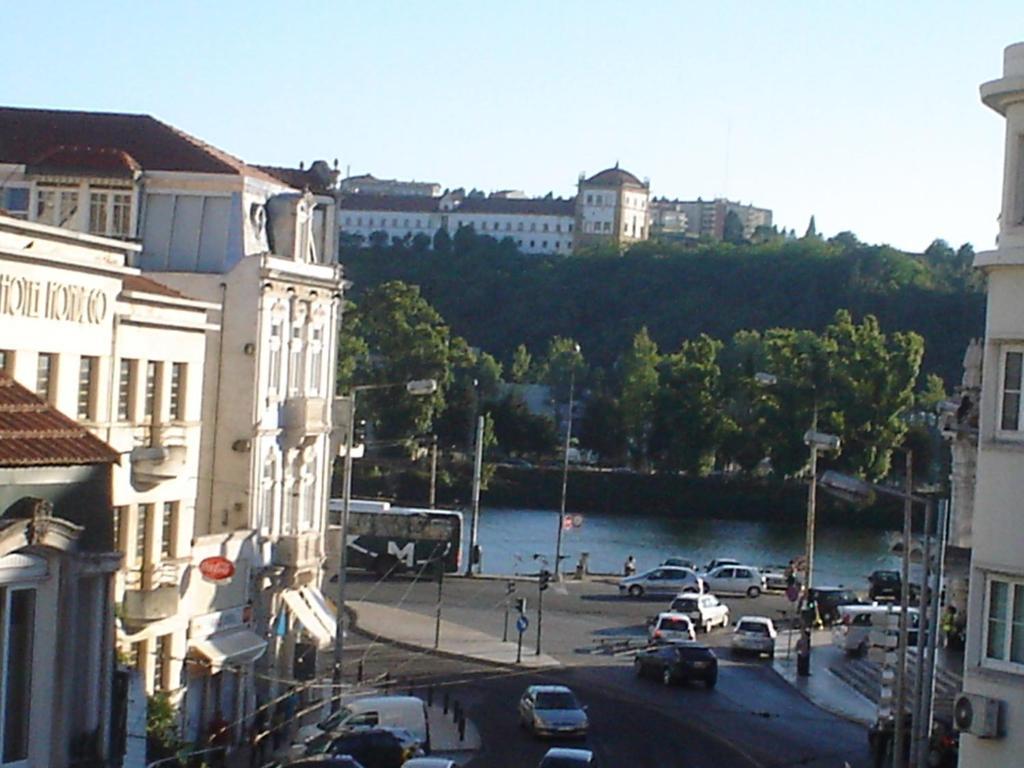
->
[954,692,1002,738]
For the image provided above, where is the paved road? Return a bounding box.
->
[338,574,871,767]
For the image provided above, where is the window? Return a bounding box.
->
[308,325,324,394]
[999,349,1024,432]
[118,359,135,421]
[368,217,374,227]
[268,321,283,397]
[542,241,548,248]
[160,502,177,559]
[529,240,535,248]
[505,222,511,231]
[344,216,351,226]
[543,223,549,232]
[0,588,35,763]
[530,223,536,232]
[169,363,186,420]
[144,361,158,421]
[555,224,561,233]
[985,576,1024,668]
[586,194,592,204]
[36,353,55,402]
[481,222,487,231]
[78,356,97,419]
[568,223,573,232]
[154,635,171,691]
[88,192,108,235]
[517,222,524,232]
[0,350,9,374]
[288,322,304,395]
[135,504,151,566]
[260,452,277,532]
[112,505,125,550]
[301,456,318,529]
[391,218,397,227]
[1,187,29,219]
[603,221,611,232]
[356,217,362,226]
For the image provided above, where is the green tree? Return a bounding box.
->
[649,335,726,474]
[432,227,452,255]
[510,344,533,383]
[335,301,369,394]
[487,394,559,456]
[538,336,587,401]
[618,327,660,467]
[577,391,627,465]
[723,210,746,244]
[805,215,818,238]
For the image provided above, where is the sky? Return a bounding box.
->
[2,2,1019,252]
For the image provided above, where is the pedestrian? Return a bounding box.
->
[941,605,958,648]
[624,555,636,576]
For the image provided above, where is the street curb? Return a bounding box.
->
[767,662,875,728]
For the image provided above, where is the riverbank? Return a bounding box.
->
[345,463,911,530]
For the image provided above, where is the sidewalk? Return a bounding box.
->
[350,600,561,668]
[772,628,877,726]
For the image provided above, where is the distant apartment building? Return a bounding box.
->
[340,173,440,197]
[650,197,772,240]
[573,166,651,251]
[0,106,344,746]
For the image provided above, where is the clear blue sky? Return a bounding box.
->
[2,2,1018,251]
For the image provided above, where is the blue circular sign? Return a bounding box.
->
[516,615,529,633]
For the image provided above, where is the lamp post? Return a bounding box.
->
[331,378,437,709]
[755,372,839,677]
[554,345,581,581]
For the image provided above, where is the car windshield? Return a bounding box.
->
[659,618,690,631]
[875,572,899,582]
[672,598,698,611]
[535,692,579,710]
[319,705,356,731]
[738,622,769,634]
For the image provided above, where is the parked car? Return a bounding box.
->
[634,641,718,688]
[286,758,367,768]
[661,557,696,570]
[669,593,730,633]
[618,566,704,598]
[296,697,430,756]
[315,729,417,768]
[703,557,741,573]
[518,685,589,738]
[866,569,921,602]
[731,616,777,657]
[402,760,455,768]
[703,565,765,597]
[807,587,865,626]
[649,611,697,642]
[833,604,919,656]
[538,748,597,767]
[760,565,792,592]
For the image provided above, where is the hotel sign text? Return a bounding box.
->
[0,273,109,325]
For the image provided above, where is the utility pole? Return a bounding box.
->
[554,366,577,580]
[917,500,947,768]
[894,451,913,765]
[466,416,484,576]
[331,394,356,711]
[536,569,549,655]
[433,551,444,649]
[910,499,934,767]
[428,434,438,509]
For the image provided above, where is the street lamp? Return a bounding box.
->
[554,344,581,581]
[755,372,839,677]
[331,377,437,709]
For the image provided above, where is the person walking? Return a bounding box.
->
[624,555,637,576]
[941,605,958,648]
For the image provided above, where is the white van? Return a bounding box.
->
[294,695,430,755]
[832,604,919,656]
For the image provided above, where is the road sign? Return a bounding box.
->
[516,615,529,633]
[571,514,584,528]
[562,515,573,531]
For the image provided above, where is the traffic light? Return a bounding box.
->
[515,597,527,613]
[539,569,551,592]
[506,580,517,595]
[353,419,367,446]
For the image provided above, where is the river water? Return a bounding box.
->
[476,506,899,588]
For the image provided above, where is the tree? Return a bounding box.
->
[432,227,452,255]
[649,335,727,474]
[538,336,587,401]
[805,215,818,239]
[487,394,558,456]
[335,300,369,394]
[411,233,432,254]
[577,392,627,465]
[618,327,660,467]
[369,230,389,249]
[510,344,533,383]
[723,210,746,244]
[453,225,478,255]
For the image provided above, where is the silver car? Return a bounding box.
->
[703,565,766,597]
[618,566,704,598]
[518,685,589,738]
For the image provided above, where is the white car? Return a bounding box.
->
[703,557,741,572]
[832,604,919,656]
[619,566,704,598]
[648,611,697,643]
[731,616,777,656]
[669,593,730,633]
[703,565,766,597]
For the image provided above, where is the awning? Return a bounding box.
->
[189,628,267,670]
[282,586,336,649]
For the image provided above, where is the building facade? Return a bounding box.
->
[340,173,440,197]
[573,166,650,251]
[0,371,121,768]
[650,197,773,241]
[959,42,1024,766]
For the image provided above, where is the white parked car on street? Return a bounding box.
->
[731,616,777,657]
[703,557,741,572]
[669,593,730,633]
[618,566,704,598]
[648,611,697,642]
[832,604,919,656]
[703,565,766,597]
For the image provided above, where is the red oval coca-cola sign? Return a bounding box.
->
[199,556,235,582]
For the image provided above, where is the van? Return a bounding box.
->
[294,695,430,755]
[832,604,919,656]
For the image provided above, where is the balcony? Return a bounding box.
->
[280,397,328,448]
[122,584,180,623]
[130,444,188,487]
[274,532,323,569]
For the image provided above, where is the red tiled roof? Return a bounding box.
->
[457,196,575,216]
[0,107,284,186]
[339,194,439,213]
[28,144,141,178]
[120,274,189,299]
[585,167,646,188]
[0,373,119,467]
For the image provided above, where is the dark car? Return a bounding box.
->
[284,758,366,768]
[807,587,864,626]
[867,570,921,602]
[316,729,413,768]
[634,642,718,688]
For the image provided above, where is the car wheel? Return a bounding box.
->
[705,675,717,689]
[704,621,713,634]
[628,584,644,598]
[661,667,674,686]
[747,586,761,598]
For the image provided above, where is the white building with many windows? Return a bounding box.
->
[0,106,345,746]
[960,42,1024,766]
